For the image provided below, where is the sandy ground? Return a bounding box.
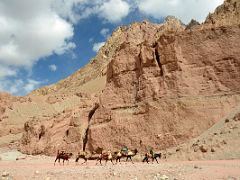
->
[0,150,240,180]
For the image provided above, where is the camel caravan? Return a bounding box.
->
[54,147,162,166]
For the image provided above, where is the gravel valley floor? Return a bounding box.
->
[0,152,240,180]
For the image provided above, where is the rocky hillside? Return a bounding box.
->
[0,0,239,158]
[0,91,96,149]
[165,105,240,160]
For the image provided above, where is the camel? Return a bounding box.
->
[142,152,151,164]
[115,148,138,164]
[142,149,161,164]
[125,149,138,163]
[150,149,161,163]
[115,150,123,163]
[75,151,98,164]
[96,151,114,165]
[75,151,89,164]
[54,150,73,165]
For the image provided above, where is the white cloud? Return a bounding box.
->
[24,79,41,93]
[136,0,224,24]
[0,66,17,78]
[0,0,131,80]
[49,64,57,72]
[89,37,94,43]
[99,0,130,23]
[0,0,74,67]
[52,0,87,24]
[0,0,75,78]
[53,0,130,23]
[0,0,77,95]
[92,42,105,52]
[0,78,41,95]
[100,28,110,38]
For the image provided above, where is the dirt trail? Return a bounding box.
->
[0,156,240,180]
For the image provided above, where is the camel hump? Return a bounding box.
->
[117,152,122,156]
[78,151,85,156]
[128,151,134,156]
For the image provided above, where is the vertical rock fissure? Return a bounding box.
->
[136,45,143,102]
[82,103,99,151]
[154,48,164,76]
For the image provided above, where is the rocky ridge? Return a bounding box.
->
[32,21,161,95]
[205,0,240,27]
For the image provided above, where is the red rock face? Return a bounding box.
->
[86,2,240,152]
[18,0,240,155]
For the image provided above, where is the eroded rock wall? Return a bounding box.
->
[86,2,240,152]
[19,0,240,155]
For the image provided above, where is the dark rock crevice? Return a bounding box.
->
[136,45,143,102]
[83,103,99,151]
[154,48,164,76]
[38,125,45,140]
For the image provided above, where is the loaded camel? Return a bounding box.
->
[75,151,89,164]
[75,151,99,164]
[54,150,73,165]
[115,148,138,164]
[96,150,114,165]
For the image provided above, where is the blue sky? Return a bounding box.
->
[0,0,224,96]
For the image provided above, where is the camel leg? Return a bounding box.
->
[54,157,58,166]
[75,157,80,163]
[100,159,102,166]
[152,157,154,164]
[81,159,87,165]
[126,156,129,162]
[143,157,149,164]
[130,157,134,164]
[111,159,114,165]
[143,157,149,163]
[116,157,121,164]
[155,158,159,164]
